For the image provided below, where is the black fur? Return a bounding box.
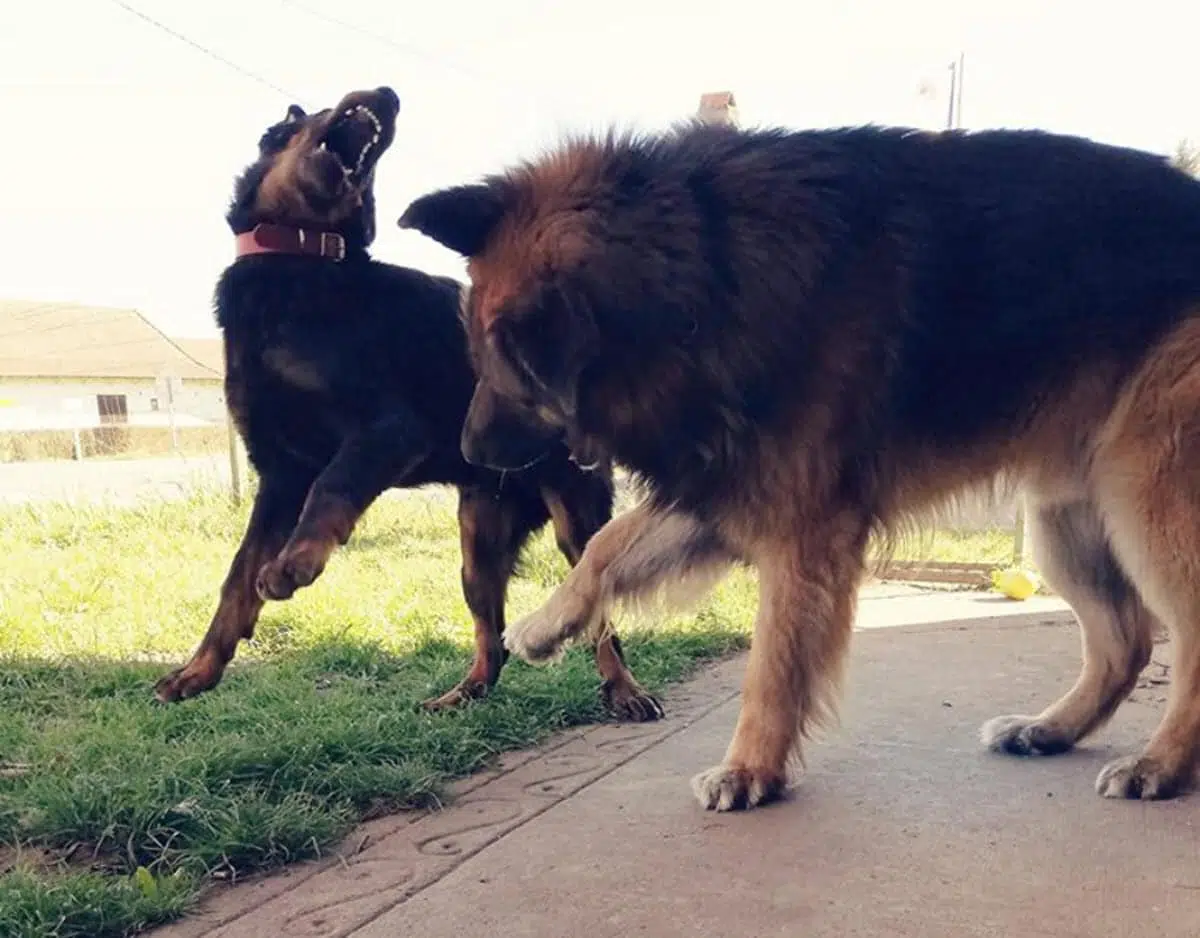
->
[404,124,1200,519]
[155,90,660,719]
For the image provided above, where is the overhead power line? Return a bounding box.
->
[279,0,575,121]
[105,0,307,105]
[104,0,576,125]
[279,0,485,83]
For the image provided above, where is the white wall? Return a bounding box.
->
[0,377,227,430]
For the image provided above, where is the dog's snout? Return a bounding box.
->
[377,87,400,113]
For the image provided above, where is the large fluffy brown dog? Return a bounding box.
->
[399,121,1200,811]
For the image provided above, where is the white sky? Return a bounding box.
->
[2,0,1197,337]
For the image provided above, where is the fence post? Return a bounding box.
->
[1011,495,1027,566]
[226,413,243,505]
[166,375,179,453]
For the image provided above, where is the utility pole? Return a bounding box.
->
[226,413,243,505]
[946,53,965,129]
[955,52,965,128]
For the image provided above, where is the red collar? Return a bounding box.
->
[234,222,347,261]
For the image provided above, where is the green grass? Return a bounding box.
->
[0,480,1015,937]
[0,482,758,938]
[887,526,1017,565]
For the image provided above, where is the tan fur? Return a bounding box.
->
[255,89,385,228]
[533,487,665,719]
[492,208,1197,802]
[1083,317,1200,796]
[256,129,357,228]
[404,125,1200,809]
[466,150,599,333]
[693,516,866,809]
[511,305,1200,807]
[980,495,1157,757]
[505,503,734,663]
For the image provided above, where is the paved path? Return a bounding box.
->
[151,591,1199,938]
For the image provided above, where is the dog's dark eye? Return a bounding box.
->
[488,324,539,399]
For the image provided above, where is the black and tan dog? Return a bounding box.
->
[400,122,1200,810]
[154,87,661,722]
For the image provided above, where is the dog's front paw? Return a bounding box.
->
[504,612,571,664]
[505,585,598,664]
[255,539,334,601]
[154,654,225,703]
[980,714,1075,757]
[420,678,491,713]
[690,763,785,812]
[601,677,665,722]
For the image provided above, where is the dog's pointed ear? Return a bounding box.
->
[398,183,510,257]
[285,104,306,123]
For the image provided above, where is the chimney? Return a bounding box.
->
[697,91,738,127]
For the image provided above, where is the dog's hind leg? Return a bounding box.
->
[422,485,547,711]
[542,475,664,722]
[980,496,1155,758]
[255,411,430,601]
[1087,321,1200,799]
[503,502,735,665]
[155,473,311,702]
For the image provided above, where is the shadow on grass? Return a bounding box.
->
[0,622,747,938]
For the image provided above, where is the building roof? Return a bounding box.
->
[699,91,737,110]
[697,91,739,127]
[172,337,225,374]
[0,299,223,381]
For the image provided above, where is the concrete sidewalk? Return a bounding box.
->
[155,592,1199,938]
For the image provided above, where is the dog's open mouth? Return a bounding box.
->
[318,104,385,183]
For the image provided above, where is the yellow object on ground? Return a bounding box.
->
[991,567,1041,600]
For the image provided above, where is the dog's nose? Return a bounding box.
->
[377,87,400,113]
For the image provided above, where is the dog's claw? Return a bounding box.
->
[602,680,665,722]
[691,764,785,812]
[154,658,223,703]
[420,679,491,713]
